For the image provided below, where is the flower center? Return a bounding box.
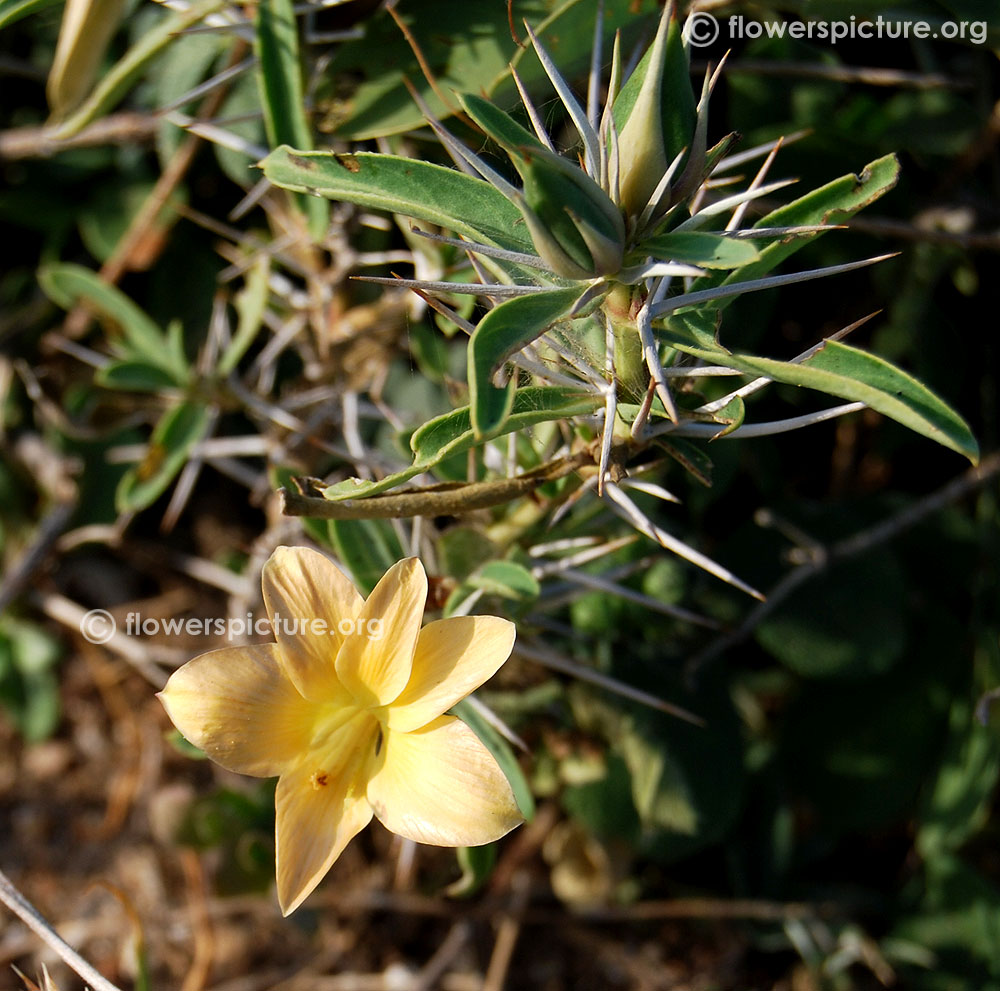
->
[307,702,382,795]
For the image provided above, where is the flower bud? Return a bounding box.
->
[614,5,692,221]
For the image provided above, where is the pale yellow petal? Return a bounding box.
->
[367,715,524,847]
[335,557,427,708]
[262,545,363,701]
[386,616,516,732]
[158,644,313,777]
[275,745,375,915]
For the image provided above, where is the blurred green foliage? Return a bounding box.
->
[2,0,999,985]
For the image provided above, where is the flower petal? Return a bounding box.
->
[275,749,375,915]
[335,557,427,708]
[158,644,313,777]
[262,545,363,701]
[367,715,524,847]
[386,616,516,732]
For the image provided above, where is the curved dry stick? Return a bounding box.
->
[281,453,592,520]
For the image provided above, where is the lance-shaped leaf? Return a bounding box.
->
[685,155,900,312]
[261,147,534,255]
[469,286,597,438]
[255,0,328,239]
[319,387,601,502]
[633,231,760,269]
[658,330,979,463]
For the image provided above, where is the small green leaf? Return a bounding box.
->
[468,561,540,601]
[689,155,901,305]
[116,401,212,512]
[261,147,534,256]
[97,359,183,392]
[446,843,498,897]
[469,286,595,437]
[708,394,745,438]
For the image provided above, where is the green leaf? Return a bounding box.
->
[452,697,535,821]
[97,359,184,392]
[254,0,327,239]
[446,843,498,897]
[459,91,547,155]
[52,0,223,138]
[261,147,534,255]
[660,331,978,462]
[321,387,600,502]
[708,394,745,437]
[635,231,761,269]
[116,401,212,512]
[326,518,404,596]
[39,263,189,383]
[0,619,62,743]
[0,0,60,30]
[688,154,901,305]
[469,286,594,437]
[468,561,540,601]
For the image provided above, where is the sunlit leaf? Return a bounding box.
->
[469,286,595,437]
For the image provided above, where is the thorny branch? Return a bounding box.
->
[686,450,1000,682]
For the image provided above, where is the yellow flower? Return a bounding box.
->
[158,546,523,915]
